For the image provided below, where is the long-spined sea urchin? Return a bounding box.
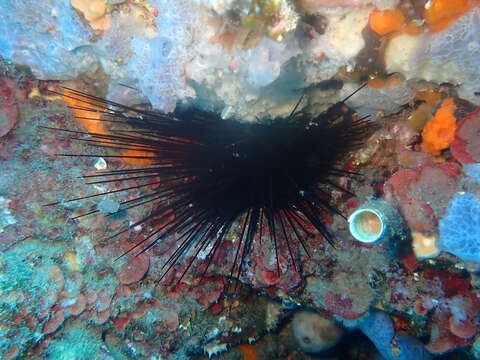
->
[44,85,373,289]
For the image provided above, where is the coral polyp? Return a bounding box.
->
[47,85,372,286]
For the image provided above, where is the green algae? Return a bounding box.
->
[0,238,67,302]
[0,238,68,357]
[45,321,108,360]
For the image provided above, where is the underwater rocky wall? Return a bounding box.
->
[1,1,480,360]
[1,0,479,119]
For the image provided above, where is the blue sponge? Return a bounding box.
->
[358,309,395,354]
[358,309,432,360]
[438,192,480,263]
[0,0,95,79]
[464,163,480,181]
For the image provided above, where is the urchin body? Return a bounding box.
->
[47,86,372,284]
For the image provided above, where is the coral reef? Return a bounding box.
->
[0,0,480,359]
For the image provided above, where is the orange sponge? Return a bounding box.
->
[238,344,258,360]
[61,89,107,135]
[120,149,156,166]
[403,22,423,36]
[424,0,478,32]
[367,74,404,89]
[421,98,457,155]
[62,88,155,166]
[369,9,406,35]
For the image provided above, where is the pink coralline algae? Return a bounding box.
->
[324,292,367,320]
[95,290,112,312]
[426,292,480,354]
[0,77,19,137]
[112,315,131,333]
[384,162,462,233]
[101,242,150,285]
[250,246,303,293]
[451,109,480,164]
[309,270,375,321]
[67,293,87,316]
[406,266,480,354]
[117,253,150,285]
[38,265,65,309]
[185,276,225,309]
[42,308,65,335]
